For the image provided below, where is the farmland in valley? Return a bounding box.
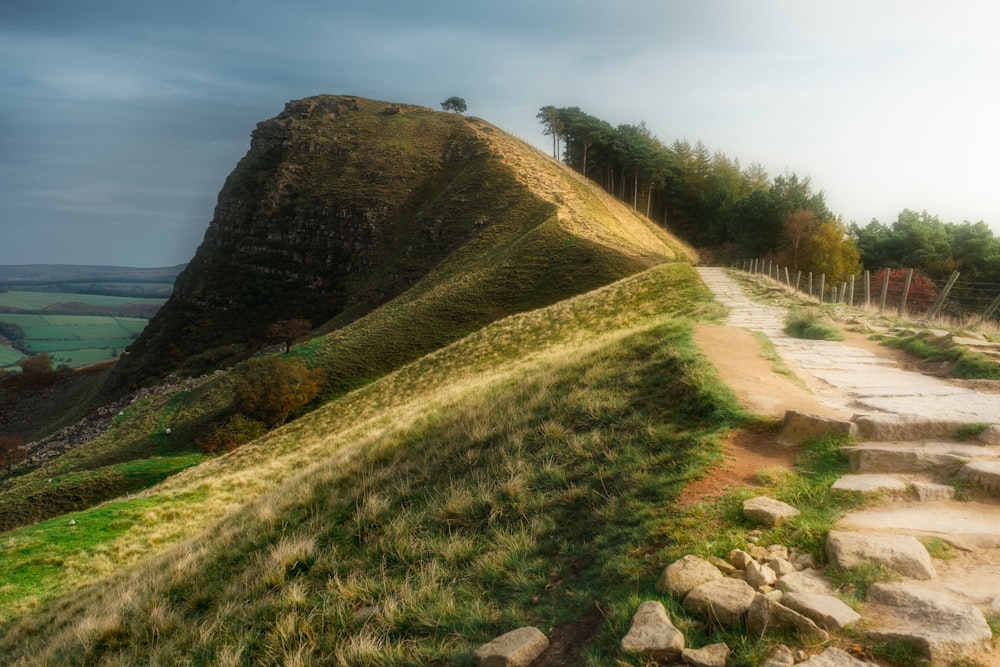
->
[0,290,166,370]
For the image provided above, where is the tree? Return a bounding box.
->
[19,353,53,375]
[234,356,324,426]
[537,105,565,159]
[440,96,467,114]
[265,318,312,353]
[0,436,25,474]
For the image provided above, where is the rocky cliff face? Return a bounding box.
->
[113,96,537,387]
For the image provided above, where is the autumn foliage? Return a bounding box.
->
[265,319,313,353]
[869,268,940,313]
[233,356,324,426]
[0,436,26,474]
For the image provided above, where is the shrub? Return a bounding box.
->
[869,269,939,314]
[198,415,269,453]
[0,436,26,473]
[233,356,324,425]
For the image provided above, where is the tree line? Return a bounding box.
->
[537,106,1000,291]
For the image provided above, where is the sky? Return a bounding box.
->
[3,0,1000,267]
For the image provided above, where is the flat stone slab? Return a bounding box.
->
[776,568,835,595]
[620,600,684,661]
[780,410,857,443]
[831,474,908,494]
[854,414,977,441]
[473,627,549,667]
[681,642,731,667]
[837,502,1000,550]
[864,582,992,662]
[826,530,936,579]
[782,591,861,629]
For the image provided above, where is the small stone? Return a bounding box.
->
[67,519,76,526]
[748,545,770,560]
[620,601,684,661]
[708,555,736,575]
[768,557,797,577]
[745,560,778,589]
[760,644,795,667]
[745,593,828,640]
[681,642,731,667]
[728,549,755,569]
[766,544,789,560]
[473,627,549,667]
[743,496,801,527]
[776,568,834,595]
[796,647,872,666]
[657,555,723,597]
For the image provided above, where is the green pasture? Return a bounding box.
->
[0,314,150,370]
[0,290,165,312]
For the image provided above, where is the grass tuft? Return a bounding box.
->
[785,308,844,341]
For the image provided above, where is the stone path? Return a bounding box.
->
[696,266,1000,664]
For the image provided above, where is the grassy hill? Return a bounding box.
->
[112,96,692,392]
[0,262,760,665]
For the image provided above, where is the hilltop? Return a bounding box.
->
[111,95,691,392]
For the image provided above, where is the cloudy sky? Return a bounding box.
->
[3,0,999,267]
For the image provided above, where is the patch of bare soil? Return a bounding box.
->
[677,427,798,508]
[694,324,847,420]
[530,605,606,667]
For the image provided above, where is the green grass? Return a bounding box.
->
[0,313,149,370]
[0,263,753,665]
[785,307,844,341]
[884,332,1000,379]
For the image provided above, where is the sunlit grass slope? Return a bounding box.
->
[0,263,746,666]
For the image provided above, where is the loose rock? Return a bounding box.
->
[776,568,835,595]
[745,560,778,589]
[745,593,828,641]
[683,578,756,627]
[781,591,861,629]
[780,410,857,443]
[681,642,731,667]
[760,644,795,667]
[657,555,722,597]
[619,601,684,661]
[473,627,549,667]
[796,647,875,666]
[743,496,801,527]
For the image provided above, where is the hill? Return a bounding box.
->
[111,95,691,392]
[0,263,753,665]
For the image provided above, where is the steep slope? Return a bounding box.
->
[0,263,744,666]
[112,95,690,391]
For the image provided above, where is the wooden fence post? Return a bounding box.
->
[784,267,790,286]
[819,274,826,303]
[879,269,890,313]
[976,291,1000,327]
[795,271,802,293]
[849,275,856,306]
[808,272,813,299]
[898,268,914,317]
[864,271,871,307]
[840,282,847,304]
[926,271,961,321]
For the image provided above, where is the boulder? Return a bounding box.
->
[978,424,1000,446]
[745,593,828,641]
[826,530,935,579]
[781,591,861,629]
[619,601,684,661]
[683,578,756,627]
[657,555,723,597]
[681,642,731,667]
[780,411,857,443]
[865,582,992,662]
[473,627,550,667]
[776,568,834,595]
[743,496,800,527]
[796,647,875,666]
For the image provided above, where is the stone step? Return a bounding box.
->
[842,441,1000,478]
[853,414,998,442]
[831,474,955,501]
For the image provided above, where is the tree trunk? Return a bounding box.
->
[645,182,653,218]
[632,172,638,209]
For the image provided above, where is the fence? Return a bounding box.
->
[740,259,1000,327]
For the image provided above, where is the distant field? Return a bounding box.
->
[0,313,150,370]
[0,290,165,313]
[0,345,22,366]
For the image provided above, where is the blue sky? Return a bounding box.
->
[3,0,999,266]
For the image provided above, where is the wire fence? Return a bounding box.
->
[740,259,1000,327]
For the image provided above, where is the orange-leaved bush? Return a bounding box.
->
[233,356,324,426]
